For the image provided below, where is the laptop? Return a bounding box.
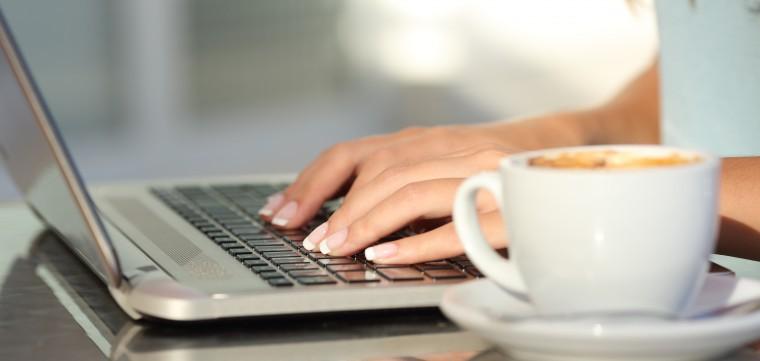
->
[0,8,482,321]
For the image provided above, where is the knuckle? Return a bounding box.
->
[351,217,379,241]
[282,187,297,199]
[397,182,425,204]
[357,148,395,174]
[329,205,354,228]
[323,142,353,162]
[376,164,406,183]
[369,148,396,164]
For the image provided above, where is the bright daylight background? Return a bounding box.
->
[0,0,657,200]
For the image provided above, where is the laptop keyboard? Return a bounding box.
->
[151,184,484,288]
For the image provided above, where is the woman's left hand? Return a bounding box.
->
[303,145,512,264]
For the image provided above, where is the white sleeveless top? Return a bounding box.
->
[656,0,760,156]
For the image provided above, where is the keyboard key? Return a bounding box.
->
[236,254,259,261]
[206,211,238,218]
[232,229,268,236]
[271,257,309,265]
[336,271,381,283]
[279,263,318,271]
[197,225,221,232]
[415,261,456,271]
[252,184,278,194]
[251,265,277,273]
[259,271,285,279]
[423,269,467,280]
[185,216,207,223]
[278,230,306,237]
[232,199,263,207]
[288,269,328,277]
[242,259,269,267]
[225,219,259,226]
[464,266,483,278]
[205,231,227,238]
[227,225,263,232]
[267,277,293,287]
[294,246,311,254]
[451,260,473,268]
[377,268,424,281]
[240,234,276,241]
[218,242,241,249]
[370,263,409,269]
[245,240,281,247]
[317,258,356,266]
[215,216,248,223]
[190,220,214,227]
[255,246,292,253]
[227,248,251,255]
[262,251,300,259]
[326,264,366,272]
[211,236,235,244]
[283,234,307,242]
[309,252,345,260]
[176,186,204,192]
[295,276,337,286]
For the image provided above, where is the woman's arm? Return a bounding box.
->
[485,60,661,150]
[716,157,760,261]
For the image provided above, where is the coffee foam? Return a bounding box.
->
[528,150,701,169]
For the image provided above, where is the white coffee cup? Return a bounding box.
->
[453,145,721,318]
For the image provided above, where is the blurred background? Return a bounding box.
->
[0,0,657,200]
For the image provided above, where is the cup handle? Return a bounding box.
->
[453,171,527,295]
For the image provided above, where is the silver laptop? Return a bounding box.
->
[0,8,480,321]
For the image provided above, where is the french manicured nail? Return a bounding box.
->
[365,243,398,261]
[271,201,298,226]
[303,222,328,251]
[319,228,348,255]
[258,193,284,217]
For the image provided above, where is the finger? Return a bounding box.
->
[349,135,493,191]
[308,148,505,249]
[365,211,507,264]
[262,135,391,227]
[262,129,427,228]
[320,179,463,256]
[265,144,358,229]
[267,128,502,228]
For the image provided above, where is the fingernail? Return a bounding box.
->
[258,193,284,217]
[319,228,348,255]
[303,222,328,251]
[365,243,398,261]
[272,201,298,226]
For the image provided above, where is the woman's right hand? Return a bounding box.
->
[257,123,533,229]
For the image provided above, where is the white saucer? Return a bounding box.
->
[441,274,760,361]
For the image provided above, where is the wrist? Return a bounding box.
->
[479,111,598,151]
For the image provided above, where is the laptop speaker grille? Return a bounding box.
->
[106,197,230,279]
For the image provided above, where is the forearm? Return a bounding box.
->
[485,60,661,149]
[586,60,660,145]
[715,157,760,261]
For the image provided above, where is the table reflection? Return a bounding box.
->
[0,229,489,361]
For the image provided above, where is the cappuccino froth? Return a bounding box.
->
[528,150,701,169]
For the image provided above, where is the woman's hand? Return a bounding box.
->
[256,112,599,263]
[258,123,529,229]
[300,145,513,264]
